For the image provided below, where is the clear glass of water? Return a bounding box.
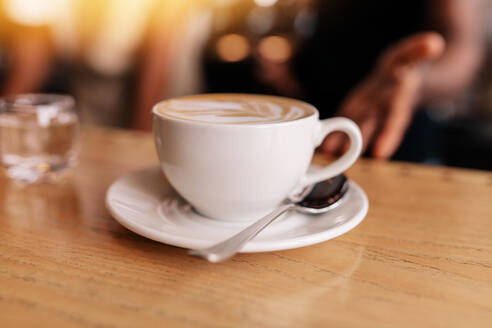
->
[0,94,80,183]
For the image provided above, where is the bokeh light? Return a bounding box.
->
[254,0,278,7]
[257,35,292,63]
[247,7,275,35]
[84,0,155,75]
[4,0,59,26]
[216,33,250,62]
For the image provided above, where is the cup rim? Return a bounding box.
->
[152,93,319,128]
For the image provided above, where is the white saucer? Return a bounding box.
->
[106,167,369,253]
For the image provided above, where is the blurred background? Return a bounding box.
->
[0,0,491,170]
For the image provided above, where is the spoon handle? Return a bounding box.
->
[189,203,295,262]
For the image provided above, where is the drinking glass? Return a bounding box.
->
[0,94,80,183]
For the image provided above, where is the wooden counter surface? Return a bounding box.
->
[1,128,491,327]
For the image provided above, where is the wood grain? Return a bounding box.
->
[0,127,491,328]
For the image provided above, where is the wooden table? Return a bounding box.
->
[1,127,491,328]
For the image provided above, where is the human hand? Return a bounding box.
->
[320,32,445,159]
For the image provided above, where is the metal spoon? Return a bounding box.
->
[189,174,349,262]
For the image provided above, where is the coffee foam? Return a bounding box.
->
[155,94,314,124]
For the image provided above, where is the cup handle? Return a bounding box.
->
[301,117,362,187]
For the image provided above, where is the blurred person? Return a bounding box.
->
[201,0,487,162]
[66,0,208,127]
[317,1,485,160]
[2,0,175,126]
[0,0,55,95]
[66,0,160,126]
[133,0,212,129]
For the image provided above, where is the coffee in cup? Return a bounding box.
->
[155,93,314,124]
[153,94,362,221]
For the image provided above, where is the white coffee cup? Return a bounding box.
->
[153,94,362,221]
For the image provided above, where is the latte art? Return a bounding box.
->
[155,94,314,124]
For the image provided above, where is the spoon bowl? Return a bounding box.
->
[295,174,348,214]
